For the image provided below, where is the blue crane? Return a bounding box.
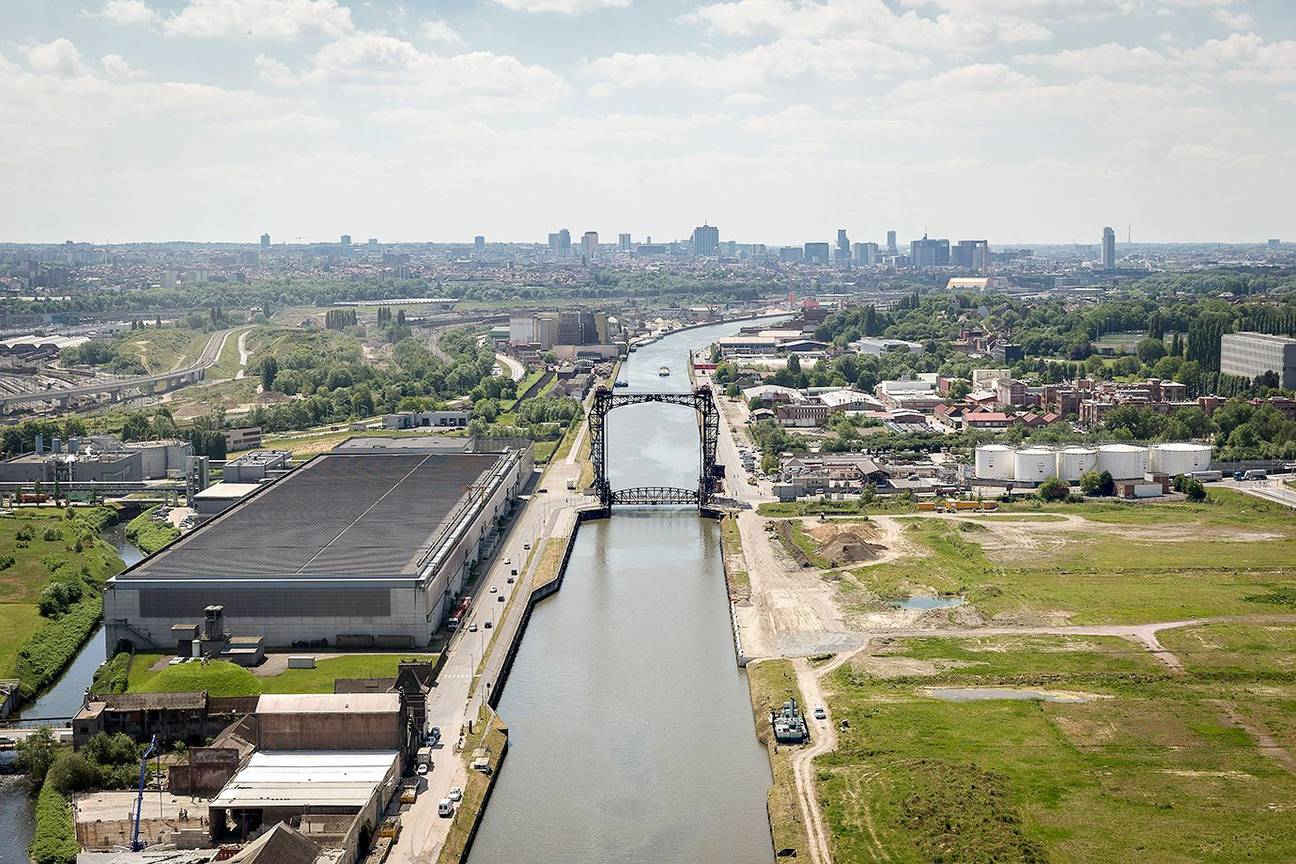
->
[130,734,159,851]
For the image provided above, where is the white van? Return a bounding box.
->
[438,798,454,818]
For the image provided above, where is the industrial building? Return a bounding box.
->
[1220,331,1296,389]
[222,450,291,484]
[973,443,1211,484]
[104,443,532,650]
[0,435,193,484]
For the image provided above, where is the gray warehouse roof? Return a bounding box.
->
[117,452,500,581]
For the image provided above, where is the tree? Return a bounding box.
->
[1037,476,1070,502]
[1097,470,1115,496]
[1079,470,1102,495]
[261,355,279,391]
[1136,337,1167,365]
[16,725,57,786]
[786,353,801,374]
[1183,478,1207,502]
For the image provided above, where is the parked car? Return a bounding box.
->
[438,798,454,818]
[447,786,463,802]
[484,620,493,629]
[468,623,478,632]
[814,706,827,720]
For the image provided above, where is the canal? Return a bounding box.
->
[0,522,145,864]
[469,319,777,864]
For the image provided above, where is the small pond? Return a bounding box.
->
[925,687,1093,704]
[889,596,965,611]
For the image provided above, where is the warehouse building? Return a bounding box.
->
[104,444,532,650]
[1220,332,1296,389]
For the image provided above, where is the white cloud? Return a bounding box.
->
[492,0,630,12]
[259,33,570,109]
[101,53,146,77]
[20,39,88,77]
[164,0,355,39]
[1213,9,1253,28]
[723,91,767,105]
[238,111,338,132]
[88,0,159,25]
[1015,42,1173,73]
[588,36,927,91]
[419,20,465,47]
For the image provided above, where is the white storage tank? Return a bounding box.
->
[1013,447,1057,483]
[1056,446,1098,482]
[1096,443,1148,480]
[1148,442,1212,475]
[975,444,1015,480]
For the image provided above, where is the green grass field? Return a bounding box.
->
[747,659,812,859]
[127,654,432,696]
[818,634,1296,863]
[116,327,210,374]
[837,491,1296,624]
[205,326,253,379]
[0,507,125,681]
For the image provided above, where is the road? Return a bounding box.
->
[0,326,237,410]
[388,443,587,863]
[1219,476,1296,509]
[494,353,524,382]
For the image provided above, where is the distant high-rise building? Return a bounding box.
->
[804,242,831,265]
[910,236,950,267]
[618,233,631,252]
[852,242,879,265]
[1101,226,1116,269]
[161,270,178,290]
[368,238,378,248]
[836,229,850,264]
[779,247,803,263]
[1267,238,1280,250]
[548,229,572,258]
[692,223,720,257]
[581,231,599,261]
[340,234,351,249]
[886,230,897,254]
[260,233,270,250]
[474,235,485,255]
[953,240,990,270]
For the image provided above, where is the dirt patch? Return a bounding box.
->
[1211,700,1296,774]
[849,654,982,679]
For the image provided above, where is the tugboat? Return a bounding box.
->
[658,365,670,377]
[771,697,809,744]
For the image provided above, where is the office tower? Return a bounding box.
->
[803,242,831,265]
[474,235,485,254]
[779,247,803,263]
[1220,332,1296,388]
[692,223,720,257]
[836,229,850,264]
[340,235,351,250]
[910,236,950,267]
[852,242,879,265]
[618,233,631,252]
[260,233,270,250]
[161,270,178,290]
[953,240,990,269]
[368,238,378,248]
[720,240,737,258]
[581,231,599,261]
[886,230,897,254]
[1101,226,1116,269]
[1267,238,1280,250]
[549,229,572,258]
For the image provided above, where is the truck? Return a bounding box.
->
[1234,469,1267,481]
[1186,470,1222,482]
[446,595,472,630]
[566,478,576,490]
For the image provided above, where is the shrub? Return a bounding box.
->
[45,752,103,795]
[1183,478,1208,502]
[29,784,78,864]
[0,554,14,570]
[14,597,102,697]
[90,651,132,695]
[16,726,58,785]
[42,528,63,542]
[1037,476,1070,502]
[16,526,34,542]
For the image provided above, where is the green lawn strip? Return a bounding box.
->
[206,326,253,379]
[530,439,559,463]
[436,705,508,864]
[124,506,180,555]
[746,659,811,860]
[821,635,1296,863]
[500,369,544,411]
[721,514,750,599]
[130,654,421,696]
[0,507,121,604]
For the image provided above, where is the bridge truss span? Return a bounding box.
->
[589,385,720,510]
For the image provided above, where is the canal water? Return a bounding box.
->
[469,319,778,864]
[0,522,145,864]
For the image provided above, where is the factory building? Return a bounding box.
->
[104,444,532,651]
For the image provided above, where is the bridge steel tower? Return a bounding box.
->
[589,385,720,510]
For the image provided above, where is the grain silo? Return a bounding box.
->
[1013,447,1057,483]
[974,444,1015,481]
[1148,442,1212,475]
[1096,443,1148,480]
[1055,446,1098,482]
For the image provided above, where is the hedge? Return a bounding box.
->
[90,651,132,695]
[14,597,102,698]
[29,783,78,864]
[124,507,180,555]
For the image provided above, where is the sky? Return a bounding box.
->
[1,0,1294,245]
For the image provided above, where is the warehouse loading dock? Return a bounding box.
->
[104,445,532,651]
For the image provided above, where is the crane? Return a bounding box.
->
[130,734,159,851]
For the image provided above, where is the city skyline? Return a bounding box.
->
[2,0,1294,243]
